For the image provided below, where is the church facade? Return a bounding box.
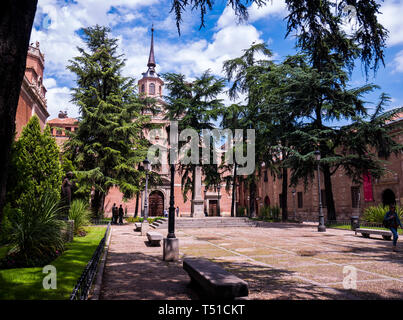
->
[104,29,233,217]
[15,42,49,139]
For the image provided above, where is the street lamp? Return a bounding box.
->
[167,163,176,239]
[141,158,150,236]
[315,150,326,232]
[292,189,296,221]
[217,184,221,217]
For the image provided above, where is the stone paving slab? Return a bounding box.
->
[100,222,403,300]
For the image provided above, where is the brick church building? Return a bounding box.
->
[238,113,403,222]
[14,41,49,139]
[104,29,233,217]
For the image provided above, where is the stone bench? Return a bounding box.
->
[355,228,392,240]
[146,231,163,246]
[134,222,142,231]
[183,258,249,299]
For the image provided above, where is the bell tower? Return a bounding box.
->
[138,27,164,98]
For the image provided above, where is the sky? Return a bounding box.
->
[30,0,403,121]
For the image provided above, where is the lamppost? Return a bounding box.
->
[167,163,176,239]
[217,184,221,216]
[143,158,150,220]
[141,158,150,235]
[315,150,326,232]
[292,189,296,221]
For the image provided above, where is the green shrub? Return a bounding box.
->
[6,192,65,268]
[68,200,90,235]
[260,206,271,219]
[270,205,281,220]
[363,205,403,224]
[237,206,246,217]
[0,204,13,245]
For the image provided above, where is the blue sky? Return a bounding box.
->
[31,0,403,121]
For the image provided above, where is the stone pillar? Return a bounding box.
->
[191,166,205,217]
[163,238,179,261]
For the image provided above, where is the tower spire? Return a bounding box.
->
[147,25,156,69]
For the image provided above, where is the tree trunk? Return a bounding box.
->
[134,191,139,217]
[231,163,237,217]
[249,180,256,217]
[281,167,288,221]
[323,164,336,221]
[0,1,38,231]
[91,189,105,218]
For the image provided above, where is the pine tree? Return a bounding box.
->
[163,71,225,203]
[65,25,151,217]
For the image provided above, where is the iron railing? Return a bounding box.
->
[70,223,111,300]
[326,219,384,229]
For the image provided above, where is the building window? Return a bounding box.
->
[351,186,360,208]
[320,190,327,208]
[141,84,145,93]
[159,85,162,95]
[149,83,155,95]
[264,170,268,182]
[297,192,303,208]
[56,129,62,136]
[65,127,71,132]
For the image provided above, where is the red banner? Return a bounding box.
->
[363,173,374,201]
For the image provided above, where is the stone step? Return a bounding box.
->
[150,218,256,229]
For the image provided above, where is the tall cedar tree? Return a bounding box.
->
[223,43,276,218]
[6,116,62,211]
[0,0,38,231]
[163,71,225,204]
[65,26,151,217]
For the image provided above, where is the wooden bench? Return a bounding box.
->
[355,228,392,240]
[146,231,163,246]
[134,222,142,231]
[183,258,248,299]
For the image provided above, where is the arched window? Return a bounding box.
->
[141,84,145,93]
[159,85,162,95]
[149,83,155,95]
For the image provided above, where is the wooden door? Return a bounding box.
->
[149,191,164,216]
[209,200,218,216]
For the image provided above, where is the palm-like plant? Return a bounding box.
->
[68,199,90,235]
[363,205,403,224]
[8,193,65,266]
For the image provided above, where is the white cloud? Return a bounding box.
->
[378,0,403,46]
[249,0,288,22]
[393,50,403,73]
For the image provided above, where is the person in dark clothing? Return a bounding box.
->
[384,204,403,252]
[118,204,124,225]
[176,206,179,217]
[112,203,118,224]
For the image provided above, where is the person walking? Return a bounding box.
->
[383,204,403,252]
[112,203,118,224]
[176,206,179,217]
[118,204,124,225]
[163,209,168,218]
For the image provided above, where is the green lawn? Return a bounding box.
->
[0,226,106,300]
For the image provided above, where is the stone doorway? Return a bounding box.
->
[149,190,164,216]
[209,200,218,216]
[382,189,396,206]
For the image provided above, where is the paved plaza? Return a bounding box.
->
[99,222,403,300]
